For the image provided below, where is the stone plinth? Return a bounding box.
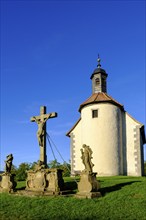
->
[26,168,64,194]
[0,173,17,193]
[76,171,101,199]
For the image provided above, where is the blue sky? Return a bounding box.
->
[0,0,145,169]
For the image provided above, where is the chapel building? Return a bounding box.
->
[66,57,145,176]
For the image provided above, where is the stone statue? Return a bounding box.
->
[76,145,101,199]
[0,154,17,192]
[81,144,94,173]
[30,106,57,166]
[5,154,13,173]
[32,116,49,147]
[34,160,46,171]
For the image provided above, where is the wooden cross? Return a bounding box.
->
[30,106,57,166]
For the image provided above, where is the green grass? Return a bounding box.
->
[0,176,146,220]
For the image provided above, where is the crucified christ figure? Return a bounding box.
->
[33,116,49,147]
[31,106,57,165]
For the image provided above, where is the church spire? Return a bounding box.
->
[90,56,108,94]
[97,54,101,68]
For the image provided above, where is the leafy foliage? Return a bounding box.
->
[59,162,71,177]
[47,159,61,168]
[10,164,17,175]
[12,159,71,181]
[48,159,71,177]
[16,163,31,181]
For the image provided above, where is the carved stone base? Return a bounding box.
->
[26,168,64,193]
[0,173,17,193]
[76,171,101,199]
[75,191,101,199]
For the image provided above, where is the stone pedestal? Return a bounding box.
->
[76,171,101,199]
[0,173,17,193]
[26,168,64,194]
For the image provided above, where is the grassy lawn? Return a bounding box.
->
[0,176,146,220]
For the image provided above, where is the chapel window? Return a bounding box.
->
[95,78,100,85]
[92,109,98,118]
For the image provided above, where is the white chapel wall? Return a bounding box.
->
[81,103,123,176]
[125,113,143,176]
[70,120,83,175]
[70,105,144,176]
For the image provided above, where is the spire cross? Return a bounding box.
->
[30,106,57,166]
[97,54,101,68]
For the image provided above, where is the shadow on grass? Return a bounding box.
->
[16,186,26,190]
[99,181,141,196]
[15,179,141,196]
[64,180,78,191]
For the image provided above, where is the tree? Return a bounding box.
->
[47,159,61,168]
[60,162,71,177]
[10,164,17,175]
[48,160,71,177]
[16,162,31,181]
[29,161,38,170]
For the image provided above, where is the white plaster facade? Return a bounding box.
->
[125,113,144,176]
[67,103,145,176]
[82,103,123,175]
[67,61,145,176]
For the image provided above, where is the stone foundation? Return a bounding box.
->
[75,171,101,199]
[26,168,64,193]
[0,173,17,193]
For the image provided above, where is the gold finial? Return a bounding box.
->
[97,54,101,68]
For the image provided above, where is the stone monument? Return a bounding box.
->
[76,144,101,199]
[0,154,17,193]
[30,106,58,166]
[26,106,64,194]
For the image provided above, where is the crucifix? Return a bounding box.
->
[30,106,57,166]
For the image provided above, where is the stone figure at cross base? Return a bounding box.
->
[34,160,46,171]
[5,154,13,173]
[76,144,101,199]
[81,144,94,173]
[0,154,17,193]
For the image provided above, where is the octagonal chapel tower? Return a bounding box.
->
[67,57,145,176]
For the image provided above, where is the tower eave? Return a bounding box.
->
[90,68,108,79]
[78,93,124,112]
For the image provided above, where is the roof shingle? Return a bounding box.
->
[79,92,124,112]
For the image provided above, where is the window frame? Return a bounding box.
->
[92,109,98,118]
[95,78,100,86]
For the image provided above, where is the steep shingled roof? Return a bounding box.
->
[79,92,124,112]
